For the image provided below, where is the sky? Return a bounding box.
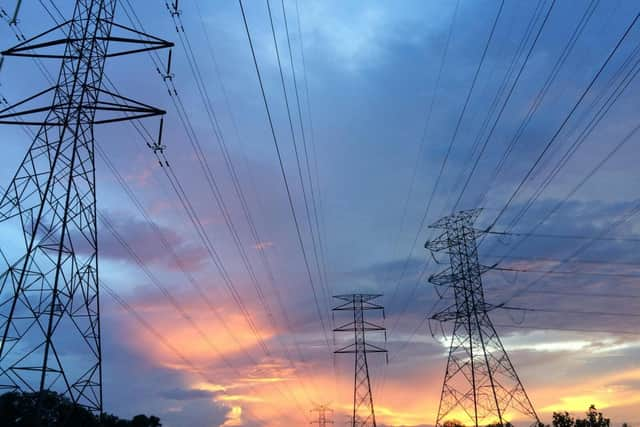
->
[1,0,640,426]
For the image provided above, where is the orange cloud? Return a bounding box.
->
[122,293,276,368]
[114,289,640,426]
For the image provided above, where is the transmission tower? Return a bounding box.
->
[333,294,387,427]
[0,0,171,415]
[311,404,334,426]
[424,209,539,427]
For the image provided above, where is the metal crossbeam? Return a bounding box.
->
[333,294,387,427]
[0,0,171,417]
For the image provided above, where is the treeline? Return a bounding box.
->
[443,405,630,427]
[0,391,161,427]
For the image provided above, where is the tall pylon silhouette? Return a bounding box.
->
[333,294,387,427]
[0,0,171,415]
[311,404,334,426]
[425,209,539,427]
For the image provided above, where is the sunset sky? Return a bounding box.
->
[1,0,640,426]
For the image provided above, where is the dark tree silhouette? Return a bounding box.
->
[553,411,576,427]
[552,405,612,427]
[442,419,465,427]
[0,391,161,427]
[486,422,514,427]
[575,405,610,427]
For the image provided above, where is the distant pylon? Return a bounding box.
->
[425,209,539,427]
[0,0,171,416]
[311,404,334,426]
[333,294,387,427]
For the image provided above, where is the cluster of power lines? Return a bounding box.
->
[372,0,640,408]
[0,0,336,424]
[1,0,639,425]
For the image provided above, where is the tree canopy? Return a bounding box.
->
[439,405,625,427]
[0,391,161,427]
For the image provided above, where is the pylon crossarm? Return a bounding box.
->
[362,343,387,353]
[361,321,385,331]
[431,308,459,322]
[331,302,355,311]
[89,85,166,124]
[333,343,356,354]
[1,19,72,58]
[332,303,383,311]
[0,86,58,125]
[333,293,382,301]
[0,85,166,126]
[103,20,174,57]
[429,269,455,286]
[334,322,386,333]
[2,19,173,59]
[425,231,451,252]
[333,321,356,332]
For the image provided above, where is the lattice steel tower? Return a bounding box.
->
[425,209,539,427]
[333,294,387,427]
[311,404,334,426]
[0,0,171,415]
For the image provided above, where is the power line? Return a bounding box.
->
[278,0,331,306]
[387,0,506,310]
[117,0,277,365]
[451,0,559,211]
[486,229,640,243]
[473,0,602,210]
[27,1,317,413]
[98,209,309,416]
[381,0,460,294]
[499,35,640,235]
[117,5,322,411]
[265,0,332,318]
[493,266,640,279]
[237,0,331,349]
[500,305,640,319]
[100,279,288,425]
[484,253,640,267]
[191,0,321,395]
[486,10,640,230]
[385,0,554,349]
[160,2,321,402]
[475,46,640,306]
[501,199,640,305]
[293,0,331,298]
[494,323,638,336]
[512,289,640,300]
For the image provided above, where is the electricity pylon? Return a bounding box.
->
[0,0,171,415]
[425,209,539,427]
[333,294,387,427]
[311,404,334,426]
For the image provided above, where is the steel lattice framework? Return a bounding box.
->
[425,209,539,427]
[311,404,334,426]
[0,0,171,415]
[333,294,387,427]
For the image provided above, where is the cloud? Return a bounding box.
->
[95,211,208,273]
[159,388,218,401]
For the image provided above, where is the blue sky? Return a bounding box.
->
[1,0,640,426]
